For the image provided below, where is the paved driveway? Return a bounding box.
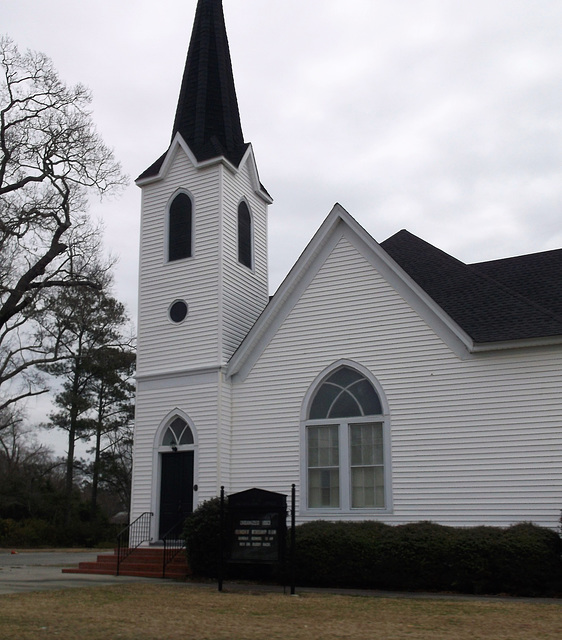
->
[0,551,153,595]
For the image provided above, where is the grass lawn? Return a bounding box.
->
[0,583,561,640]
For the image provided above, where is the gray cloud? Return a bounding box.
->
[4,0,562,306]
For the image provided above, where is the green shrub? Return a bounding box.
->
[184,497,223,577]
[0,512,115,548]
[0,518,58,547]
[183,507,562,596]
[293,520,562,596]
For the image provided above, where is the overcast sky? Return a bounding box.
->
[5,0,562,317]
[5,0,562,448]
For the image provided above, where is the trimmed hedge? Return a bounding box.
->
[183,500,562,596]
[294,520,562,596]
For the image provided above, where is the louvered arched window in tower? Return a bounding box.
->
[168,193,192,261]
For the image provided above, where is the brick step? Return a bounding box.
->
[92,554,187,566]
[68,560,187,574]
[63,567,187,578]
[62,548,190,579]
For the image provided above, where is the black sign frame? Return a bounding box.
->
[218,486,296,594]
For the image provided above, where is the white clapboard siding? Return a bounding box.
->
[219,159,269,361]
[230,233,562,528]
[137,150,223,374]
[131,371,226,527]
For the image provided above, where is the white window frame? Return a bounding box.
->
[300,361,392,517]
[165,188,195,264]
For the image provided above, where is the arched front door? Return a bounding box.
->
[158,416,196,539]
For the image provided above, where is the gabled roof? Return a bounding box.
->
[228,207,562,380]
[227,205,476,380]
[138,0,249,181]
[381,230,562,343]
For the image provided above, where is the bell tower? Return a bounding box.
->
[135,0,272,379]
[131,0,272,534]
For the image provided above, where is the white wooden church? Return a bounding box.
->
[130,0,562,540]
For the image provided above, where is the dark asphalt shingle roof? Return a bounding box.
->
[381,230,562,343]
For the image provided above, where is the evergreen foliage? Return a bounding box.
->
[293,520,562,596]
[184,496,223,577]
[184,503,562,596]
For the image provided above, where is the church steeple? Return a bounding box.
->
[172,0,248,166]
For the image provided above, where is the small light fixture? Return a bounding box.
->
[170,440,178,452]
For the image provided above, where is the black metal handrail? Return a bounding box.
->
[116,511,153,576]
[162,518,186,578]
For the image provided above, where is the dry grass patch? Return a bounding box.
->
[0,583,561,640]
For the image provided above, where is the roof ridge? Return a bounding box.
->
[463,254,562,322]
[470,246,562,267]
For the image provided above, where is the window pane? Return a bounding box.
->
[162,427,176,446]
[329,391,361,418]
[351,423,384,508]
[350,423,383,465]
[162,418,194,447]
[309,383,340,419]
[170,417,186,434]
[238,202,252,268]
[351,466,384,508]
[326,367,362,388]
[308,425,340,508]
[169,194,192,261]
[169,300,188,323]
[178,425,194,445]
[349,379,382,415]
[309,469,340,508]
[308,425,338,467]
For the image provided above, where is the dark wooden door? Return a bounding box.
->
[159,451,194,538]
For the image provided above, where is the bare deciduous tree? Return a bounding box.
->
[0,36,127,412]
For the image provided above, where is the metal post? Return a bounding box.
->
[218,486,225,592]
[290,483,296,595]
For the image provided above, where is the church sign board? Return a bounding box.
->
[226,488,287,564]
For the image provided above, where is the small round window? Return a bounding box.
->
[169,300,188,323]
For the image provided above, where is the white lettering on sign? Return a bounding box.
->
[240,520,260,526]
[234,529,249,535]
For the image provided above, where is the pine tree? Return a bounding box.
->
[42,281,134,523]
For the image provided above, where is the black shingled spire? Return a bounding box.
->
[172,0,248,165]
[137,0,254,181]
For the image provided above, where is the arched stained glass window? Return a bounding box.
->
[237,201,252,269]
[162,417,194,447]
[169,193,192,261]
[309,367,382,420]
